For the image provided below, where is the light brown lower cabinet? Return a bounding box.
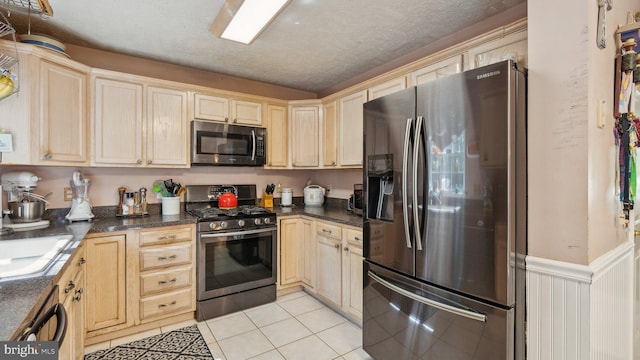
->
[85,234,128,334]
[316,221,343,305]
[341,229,363,321]
[84,224,196,343]
[135,226,195,324]
[57,244,86,360]
[278,216,363,323]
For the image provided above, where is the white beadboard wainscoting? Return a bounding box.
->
[526,241,634,360]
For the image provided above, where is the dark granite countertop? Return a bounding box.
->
[272,205,363,228]
[0,201,359,340]
[0,220,93,341]
[0,209,196,341]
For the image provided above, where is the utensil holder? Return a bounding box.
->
[260,193,273,208]
[161,196,180,215]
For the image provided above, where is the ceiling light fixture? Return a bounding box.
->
[210,0,290,45]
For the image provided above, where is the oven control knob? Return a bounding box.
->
[220,221,228,229]
[263,217,271,224]
[254,218,262,225]
[238,220,245,227]
[209,222,217,230]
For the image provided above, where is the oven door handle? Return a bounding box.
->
[199,227,277,239]
[22,303,67,342]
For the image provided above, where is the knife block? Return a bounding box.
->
[260,193,273,208]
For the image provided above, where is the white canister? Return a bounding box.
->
[161,196,180,215]
[281,188,293,207]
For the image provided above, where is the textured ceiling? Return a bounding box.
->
[1,0,526,93]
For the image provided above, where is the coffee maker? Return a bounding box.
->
[347,184,363,215]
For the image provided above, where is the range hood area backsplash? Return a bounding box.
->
[0,166,363,209]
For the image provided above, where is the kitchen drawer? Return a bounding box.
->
[139,288,193,320]
[139,226,193,247]
[140,265,192,296]
[139,243,192,271]
[344,229,363,246]
[316,222,342,240]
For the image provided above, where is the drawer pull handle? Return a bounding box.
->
[354,237,361,241]
[158,235,177,241]
[73,288,83,302]
[158,254,178,261]
[322,229,332,234]
[79,257,86,265]
[158,278,178,285]
[64,281,75,294]
[158,301,177,308]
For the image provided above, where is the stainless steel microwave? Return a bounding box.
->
[191,120,266,166]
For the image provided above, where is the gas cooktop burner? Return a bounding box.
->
[188,205,272,219]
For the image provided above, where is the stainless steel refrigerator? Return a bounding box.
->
[362,60,526,360]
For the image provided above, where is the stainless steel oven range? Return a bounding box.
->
[185,184,277,321]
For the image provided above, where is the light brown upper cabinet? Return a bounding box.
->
[322,100,338,167]
[409,55,463,86]
[194,92,262,126]
[338,90,367,167]
[464,30,528,70]
[92,73,189,168]
[265,103,288,168]
[290,103,320,167]
[36,59,89,165]
[368,76,407,100]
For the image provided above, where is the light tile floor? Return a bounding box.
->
[84,290,373,360]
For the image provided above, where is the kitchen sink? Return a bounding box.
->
[0,235,73,279]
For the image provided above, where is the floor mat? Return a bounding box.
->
[84,324,213,360]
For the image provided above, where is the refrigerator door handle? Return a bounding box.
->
[368,271,487,323]
[412,116,423,251]
[402,118,413,249]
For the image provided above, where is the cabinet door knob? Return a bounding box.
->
[43,153,52,160]
[268,162,272,166]
[233,118,238,123]
[73,288,83,301]
[224,117,229,122]
[331,161,336,166]
[147,160,152,165]
[344,247,349,252]
[64,281,75,294]
[79,257,86,265]
[136,159,142,165]
[334,244,340,249]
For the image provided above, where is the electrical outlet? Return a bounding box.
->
[64,187,72,201]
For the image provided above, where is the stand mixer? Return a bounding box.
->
[1,171,49,232]
[65,171,94,221]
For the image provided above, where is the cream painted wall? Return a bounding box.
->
[528,0,635,264]
[0,165,325,209]
[313,169,363,199]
